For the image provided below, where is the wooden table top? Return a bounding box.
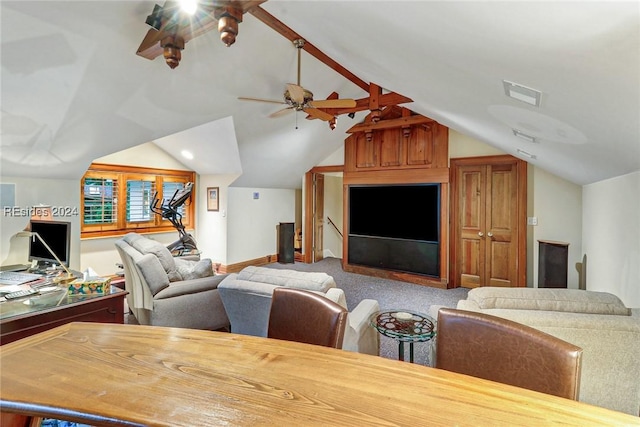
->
[1,322,638,426]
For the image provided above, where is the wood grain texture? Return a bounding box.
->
[1,323,638,426]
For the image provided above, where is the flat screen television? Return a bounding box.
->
[28,220,71,268]
[348,184,440,277]
[349,184,440,242]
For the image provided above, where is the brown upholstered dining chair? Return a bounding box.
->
[435,308,583,400]
[268,287,348,349]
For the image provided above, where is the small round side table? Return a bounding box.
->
[371,309,436,364]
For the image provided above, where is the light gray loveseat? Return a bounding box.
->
[218,266,380,355]
[115,233,229,331]
[432,287,640,416]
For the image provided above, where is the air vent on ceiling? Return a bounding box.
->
[512,129,538,143]
[503,80,542,107]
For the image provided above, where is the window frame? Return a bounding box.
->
[81,163,196,239]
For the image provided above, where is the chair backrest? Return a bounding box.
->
[268,287,348,349]
[435,308,583,400]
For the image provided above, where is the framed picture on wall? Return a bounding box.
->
[207,187,219,212]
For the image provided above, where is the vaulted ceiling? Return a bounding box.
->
[2,1,638,188]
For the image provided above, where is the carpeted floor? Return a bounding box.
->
[126,257,469,366]
[264,257,469,365]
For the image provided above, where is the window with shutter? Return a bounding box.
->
[81,164,195,238]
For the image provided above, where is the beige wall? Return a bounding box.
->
[530,168,583,288]
[449,130,583,288]
[95,142,191,170]
[323,174,344,259]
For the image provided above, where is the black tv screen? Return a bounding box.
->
[349,184,440,242]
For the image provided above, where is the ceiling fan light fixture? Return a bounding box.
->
[503,80,542,107]
[179,0,198,15]
[215,7,243,47]
[161,35,185,69]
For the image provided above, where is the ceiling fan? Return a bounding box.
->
[239,39,357,123]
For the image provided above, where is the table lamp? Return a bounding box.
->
[16,231,75,284]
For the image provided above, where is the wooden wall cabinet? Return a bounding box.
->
[345,122,448,173]
[343,111,450,288]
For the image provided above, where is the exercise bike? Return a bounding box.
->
[151,182,199,257]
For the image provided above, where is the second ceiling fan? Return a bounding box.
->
[239,39,356,122]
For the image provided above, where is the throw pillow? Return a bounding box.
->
[135,253,170,295]
[130,236,182,282]
[174,258,214,280]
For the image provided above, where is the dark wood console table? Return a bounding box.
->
[0,286,127,345]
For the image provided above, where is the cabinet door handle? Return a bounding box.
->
[478,232,484,237]
[487,232,493,237]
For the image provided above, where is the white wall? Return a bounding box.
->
[226,187,296,264]
[583,171,640,307]
[1,177,81,270]
[323,174,343,258]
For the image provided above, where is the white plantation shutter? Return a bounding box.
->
[83,176,118,227]
[126,179,155,222]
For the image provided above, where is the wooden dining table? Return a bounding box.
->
[0,322,638,426]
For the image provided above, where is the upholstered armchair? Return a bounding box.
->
[114,233,229,330]
[218,266,380,355]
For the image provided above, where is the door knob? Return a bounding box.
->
[478,232,484,237]
[487,232,493,237]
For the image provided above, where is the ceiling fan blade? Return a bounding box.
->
[304,108,334,121]
[286,84,306,104]
[269,107,294,118]
[238,97,286,105]
[308,99,357,109]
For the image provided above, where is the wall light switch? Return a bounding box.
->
[527,216,538,226]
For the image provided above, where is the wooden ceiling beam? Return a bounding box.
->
[249,6,370,92]
[137,1,266,60]
[346,115,434,134]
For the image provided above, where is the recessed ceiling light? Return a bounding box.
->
[503,80,542,107]
[181,150,194,160]
[517,149,537,160]
[512,129,538,143]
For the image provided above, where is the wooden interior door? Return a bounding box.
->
[313,173,325,262]
[452,156,526,288]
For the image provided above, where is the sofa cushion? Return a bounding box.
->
[127,234,181,282]
[174,258,214,280]
[466,287,631,316]
[136,253,171,295]
[237,266,335,292]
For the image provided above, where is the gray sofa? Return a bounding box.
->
[432,287,640,416]
[218,266,380,355]
[115,233,229,330]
